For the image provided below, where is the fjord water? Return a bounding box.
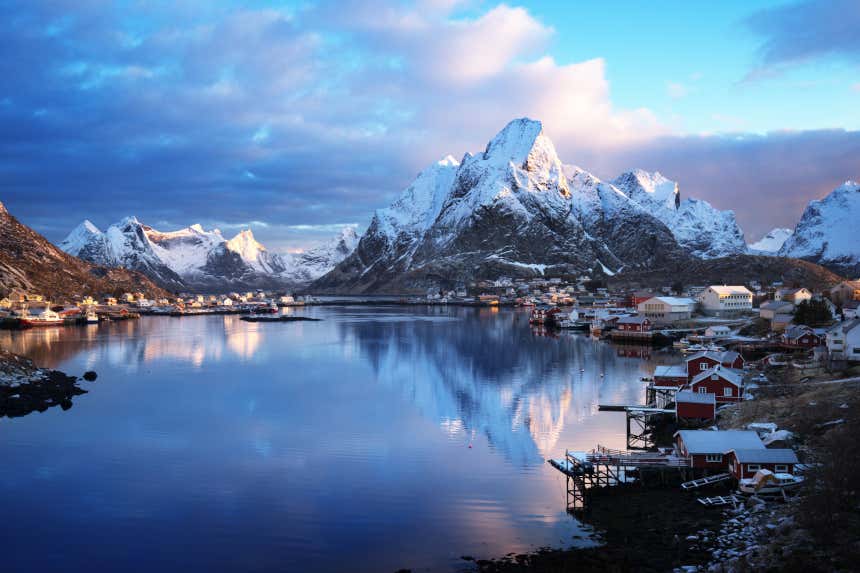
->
[0,306,674,572]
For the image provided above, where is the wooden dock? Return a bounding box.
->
[549,446,692,512]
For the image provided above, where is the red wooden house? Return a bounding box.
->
[675,391,716,421]
[653,365,688,386]
[689,365,744,402]
[616,315,651,332]
[685,350,744,381]
[725,449,799,480]
[674,430,764,470]
[781,325,823,348]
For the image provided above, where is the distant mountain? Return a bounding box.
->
[779,181,860,277]
[748,228,793,254]
[60,218,356,292]
[315,118,753,293]
[0,202,169,300]
[611,170,747,258]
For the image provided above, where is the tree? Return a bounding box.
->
[792,299,833,326]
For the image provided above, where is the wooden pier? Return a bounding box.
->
[549,446,692,512]
[598,403,676,449]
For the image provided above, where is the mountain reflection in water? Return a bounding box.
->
[0,306,682,572]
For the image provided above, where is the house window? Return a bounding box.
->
[706,454,722,463]
[748,464,761,471]
[698,387,707,394]
[700,363,708,371]
[724,388,733,397]
[775,465,788,473]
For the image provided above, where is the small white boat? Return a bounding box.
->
[86,312,99,324]
[673,338,690,349]
[738,470,803,495]
[683,343,706,353]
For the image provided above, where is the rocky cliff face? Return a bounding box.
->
[0,202,170,300]
[779,181,860,277]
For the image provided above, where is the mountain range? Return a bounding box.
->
[0,202,168,300]
[48,118,857,293]
[314,118,780,292]
[59,218,357,292]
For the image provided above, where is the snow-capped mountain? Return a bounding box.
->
[317,118,692,292]
[281,227,359,284]
[0,204,168,300]
[59,218,356,291]
[611,170,747,258]
[748,228,793,254]
[779,181,860,276]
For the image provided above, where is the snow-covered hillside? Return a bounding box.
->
[779,181,860,276]
[611,170,747,258]
[59,218,356,291]
[317,118,695,292]
[748,228,793,254]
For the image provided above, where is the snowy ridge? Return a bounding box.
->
[59,218,356,291]
[779,181,860,275]
[748,228,793,254]
[317,118,691,292]
[611,170,747,258]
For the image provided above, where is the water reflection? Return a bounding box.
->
[0,306,683,572]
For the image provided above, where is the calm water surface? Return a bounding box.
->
[0,306,681,572]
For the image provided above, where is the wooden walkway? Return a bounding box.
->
[681,473,733,490]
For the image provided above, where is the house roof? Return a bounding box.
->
[690,365,744,387]
[783,325,815,339]
[760,300,793,310]
[654,365,687,378]
[828,318,860,335]
[728,449,799,464]
[675,391,716,405]
[618,315,649,324]
[674,430,764,454]
[772,313,794,324]
[686,350,742,364]
[707,286,752,296]
[642,296,696,307]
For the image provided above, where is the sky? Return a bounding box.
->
[0,0,858,251]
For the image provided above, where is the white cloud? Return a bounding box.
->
[666,81,689,99]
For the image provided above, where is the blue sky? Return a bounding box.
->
[0,0,858,250]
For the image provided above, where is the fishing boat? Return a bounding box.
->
[86,311,99,324]
[738,470,803,495]
[673,338,690,349]
[20,309,64,327]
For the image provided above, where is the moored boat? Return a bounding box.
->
[738,470,803,495]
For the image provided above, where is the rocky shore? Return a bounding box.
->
[466,487,722,572]
[0,350,86,417]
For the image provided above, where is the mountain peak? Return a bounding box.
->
[189,223,205,233]
[483,118,545,167]
[748,227,793,253]
[613,169,680,210]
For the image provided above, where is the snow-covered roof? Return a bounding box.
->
[675,391,715,405]
[728,449,798,464]
[685,350,742,364]
[675,430,764,454]
[760,300,793,310]
[617,315,649,324]
[707,285,752,296]
[654,365,687,378]
[690,365,743,387]
[642,296,696,307]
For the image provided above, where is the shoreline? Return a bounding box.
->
[0,350,87,418]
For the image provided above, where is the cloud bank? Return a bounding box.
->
[0,0,856,249]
